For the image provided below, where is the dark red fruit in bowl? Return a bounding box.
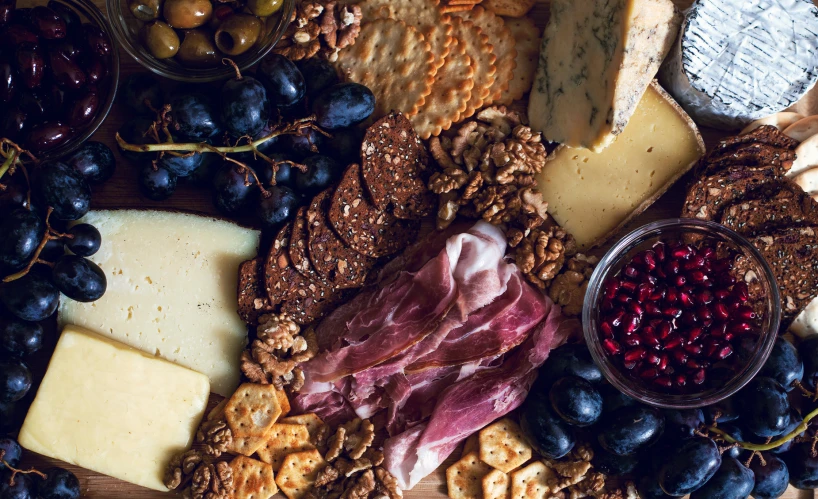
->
[26,120,71,150]
[0,106,27,140]
[0,0,14,26]
[66,89,98,128]
[48,38,83,60]
[1,24,37,47]
[30,6,66,39]
[80,23,110,57]
[0,60,14,102]
[81,55,106,84]
[49,49,86,89]
[15,42,45,88]
[47,1,80,33]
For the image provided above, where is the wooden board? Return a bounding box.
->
[14,0,816,498]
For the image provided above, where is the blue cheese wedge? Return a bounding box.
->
[660,0,818,129]
[58,210,259,396]
[528,0,680,152]
[18,325,209,491]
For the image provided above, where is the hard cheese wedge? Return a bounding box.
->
[58,210,259,396]
[529,0,680,151]
[537,82,704,250]
[18,325,209,491]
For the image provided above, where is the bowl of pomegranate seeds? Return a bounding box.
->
[583,218,780,408]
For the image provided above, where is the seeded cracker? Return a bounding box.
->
[497,17,540,105]
[264,224,299,307]
[256,423,315,471]
[230,456,279,499]
[225,383,282,456]
[361,112,436,219]
[289,206,330,287]
[329,164,420,257]
[478,417,532,473]
[449,15,497,121]
[446,452,493,499]
[510,462,554,499]
[336,19,435,119]
[307,189,378,288]
[238,258,273,324]
[281,282,352,325]
[359,0,453,70]
[280,413,325,440]
[275,449,327,499]
[482,469,511,499]
[411,38,476,140]
[454,6,516,102]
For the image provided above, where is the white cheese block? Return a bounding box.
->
[784,115,818,142]
[793,169,818,194]
[740,112,805,135]
[660,0,818,129]
[536,83,704,250]
[528,0,680,152]
[792,298,818,338]
[58,210,259,396]
[19,325,209,491]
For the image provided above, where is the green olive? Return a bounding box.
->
[128,0,162,21]
[176,28,219,67]
[163,0,212,29]
[214,13,261,56]
[247,0,282,18]
[141,21,180,59]
[208,4,234,30]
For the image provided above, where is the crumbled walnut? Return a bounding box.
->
[242,315,314,391]
[291,328,318,363]
[335,457,374,477]
[342,418,375,459]
[548,254,597,316]
[257,313,299,351]
[566,471,605,499]
[326,426,346,462]
[374,467,402,499]
[164,449,203,490]
[547,461,591,492]
[274,0,361,62]
[569,442,594,463]
[186,461,233,499]
[313,421,331,450]
[315,464,341,488]
[340,469,376,499]
[515,226,577,289]
[318,1,362,61]
[196,419,233,457]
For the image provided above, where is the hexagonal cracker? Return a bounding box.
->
[446,452,492,499]
[230,455,278,499]
[256,424,315,471]
[280,413,325,441]
[275,449,327,499]
[510,462,554,499]
[483,468,511,499]
[225,383,282,456]
[479,417,532,473]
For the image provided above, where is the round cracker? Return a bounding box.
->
[336,19,435,119]
[359,0,453,70]
[497,16,541,105]
[449,16,496,122]
[411,38,475,139]
[454,6,516,103]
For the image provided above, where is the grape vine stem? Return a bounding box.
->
[707,405,818,452]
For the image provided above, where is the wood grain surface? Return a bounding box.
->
[14,0,816,497]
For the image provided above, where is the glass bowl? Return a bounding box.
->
[106,0,294,82]
[582,219,781,409]
[21,0,120,160]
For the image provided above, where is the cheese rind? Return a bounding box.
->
[18,325,209,491]
[660,0,818,129]
[536,82,704,250]
[528,0,680,151]
[58,210,259,396]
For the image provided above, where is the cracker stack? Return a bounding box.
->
[334,0,542,139]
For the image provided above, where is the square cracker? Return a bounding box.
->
[411,38,475,139]
[510,462,554,499]
[336,19,435,119]
[275,388,291,417]
[446,452,493,499]
[479,417,532,473]
[497,16,540,105]
[449,15,496,121]
[230,455,279,499]
[482,0,537,17]
[225,383,282,456]
[275,449,327,499]
[256,424,315,471]
[454,7,516,102]
[483,469,511,499]
[280,413,325,439]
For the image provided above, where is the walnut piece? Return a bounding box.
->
[548,254,597,316]
[257,313,299,351]
[341,418,375,459]
[315,464,341,488]
[326,426,346,462]
[164,449,203,490]
[274,0,361,62]
[241,314,316,391]
[186,461,233,499]
[340,469,376,499]
[374,467,402,499]
[566,471,605,499]
[515,225,577,289]
[196,419,233,457]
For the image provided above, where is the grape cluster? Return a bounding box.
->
[520,338,818,498]
[116,54,375,229]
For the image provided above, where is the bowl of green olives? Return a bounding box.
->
[107,0,293,81]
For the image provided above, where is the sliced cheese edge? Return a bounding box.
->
[19,325,210,491]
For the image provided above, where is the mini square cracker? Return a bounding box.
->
[479,417,532,473]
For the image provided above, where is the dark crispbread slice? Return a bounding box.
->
[264,224,302,307]
[735,226,818,327]
[682,165,781,222]
[281,284,352,325]
[361,112,436,220]
[711,125,800,155]
[329,163,420,258]
[238,258,274,325]
[307,189,377,289]
[697,142,796,177]
[720,181,818,236]
[289,206,330,287]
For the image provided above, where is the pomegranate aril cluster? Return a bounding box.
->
[599,240,755,391]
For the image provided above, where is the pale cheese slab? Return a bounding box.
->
[18,325,210,491]
[58,210,259,396]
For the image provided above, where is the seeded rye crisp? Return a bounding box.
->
[290,206,332,287]
[329,163,420,258]
[264,224,303,307]
[237,258,274,324]
[361,112,436,220]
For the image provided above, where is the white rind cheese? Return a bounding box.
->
[58,210,259,396]
[660,0,818,129]
[19,325,210,491]
[528,0,680,152]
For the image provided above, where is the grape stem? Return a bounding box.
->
[707,405,818,452]
[2,207,71,283]
[0,450,47,487]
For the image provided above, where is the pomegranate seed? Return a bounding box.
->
[713,302,730,321]
[674,275,687,287]
[729,322,752,334]
[715,288,731,300]
[658,354,669,371]
[602,339,621,356]
[711,322,728,338]
[686,327,703,342]
[717,272,737,286]
[692,369,706,384]
[600,321,614,338]
[655,267,667,279]
[664,334,684,350]
[681,311,699,326]
[653,242,667,262]
[623,334,641,347]
[624,347,647,363]
[697,305,713,322]
[666,288,679,304]
[604,279,620,299]
[665,259,681,275]
[670,349,688,365]
[621,280,638,294]
[736,305,756,320]
[702,318,714,328]
[643,329,661,348]
[609,308,626,327]
[695,289,714,305]
[704,340,720,358]
[684,343,703,355]
[671,246,694,260]
[646,352,661,365]
[637,283,653,302]
[680,291,694,307]
[624,360,638,370]
[674,374,687,387]
[643,274,659,285]
[624,265,640,278]
[629,302,644,317]
[643,250,657,270]
[645,303,662,316]
[654,376,673,388]
[657,322,672,339]
[711,258,733,272]
[687,359,702,369]
[617,293,633,305]
[723,332,735,341]
[649,287,667,301]
[648,318,663,328]
[733,282,750,302]
[714,345,733,360]
[624,314,641,334]
[663,306,682,319]
[688,270,708,284]
[684,254,706,270]
[640,368,659,380]
[701,247,715,260]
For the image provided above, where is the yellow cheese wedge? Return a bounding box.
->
[58,210,259,396]
[18,325,209,491]
[537,82,704,250]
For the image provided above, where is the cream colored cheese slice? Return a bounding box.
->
[58,210,259,396]
[18,325,210,491]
